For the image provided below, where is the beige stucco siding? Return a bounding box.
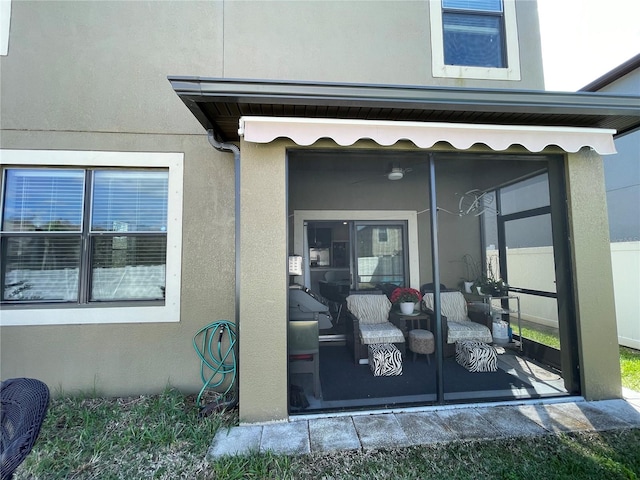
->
[0,1,223,136]
[1,0,623,416]
[566,148,622,400]
[0,130,235,397]
[223,0,544,89]
[238,140,289,423]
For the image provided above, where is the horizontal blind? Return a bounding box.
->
[443,0,502,13]
[91,235,167,301]
[2,236,81,301]
[91,170,169,233]
[2,169,84,232]
[443,13,504,67]
[89,170,169,301]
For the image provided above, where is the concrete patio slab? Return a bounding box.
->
[208,425,263,458]
[395,411,459,445]
[547,402,633,431]
[476,405,548,437]
[623,387,640,403]
[516,403,595,433]
[206,398,640,460]
[309,416,361,453]
[435,408,501,440]
[260,421,310,455]
[588,399,640,426]
[352,414,412,450]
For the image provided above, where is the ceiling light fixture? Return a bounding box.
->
[387,167,404,181]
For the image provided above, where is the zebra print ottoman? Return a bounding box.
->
[455,340,498,372]
[368,343,403,376]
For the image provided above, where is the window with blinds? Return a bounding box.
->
[442,0,506,68]
[1,168,169,304]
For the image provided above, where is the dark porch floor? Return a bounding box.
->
[291,342,568,415]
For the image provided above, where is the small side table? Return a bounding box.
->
[390,310,432,338]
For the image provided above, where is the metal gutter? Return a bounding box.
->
[580,53,640,92]
[168,77,640,141]
[169,76,640,114]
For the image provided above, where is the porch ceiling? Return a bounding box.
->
[168,77,640,142]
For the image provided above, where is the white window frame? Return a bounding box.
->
[429,0,521,81]
[0,149,183,326]
[0,0,10,56]
[293,210,421,291]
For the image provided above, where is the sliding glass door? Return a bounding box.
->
[353,222,408,290]
[494,173,564,368]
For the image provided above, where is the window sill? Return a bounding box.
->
[433,64,521,81]
[0,302,180,326]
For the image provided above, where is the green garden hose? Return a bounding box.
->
[192,320,237,412]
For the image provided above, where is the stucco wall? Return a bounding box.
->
[587,59,640,349]
[597,68,640,243]
[238,139,289,424]
[0,1,235,396]
[219,0,544,89]
[0,0,222,136]
[0,131,235,396]
[1,0,596,411]
[566,148,622,400]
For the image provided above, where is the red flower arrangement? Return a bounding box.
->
[390,287,422,304]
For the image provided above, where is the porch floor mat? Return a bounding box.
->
[319,345,531,402]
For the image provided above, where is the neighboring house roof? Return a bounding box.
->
[580,53,640,92]
[168,77,640,142]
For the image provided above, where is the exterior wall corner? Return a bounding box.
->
[238,139,289,423]
[566,148,622,400]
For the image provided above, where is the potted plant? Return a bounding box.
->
[473,276,509,297]
[472,255,509,297]
[460,254,482,293]
[390,287,422,314]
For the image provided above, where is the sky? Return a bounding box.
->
[537,0,640,92]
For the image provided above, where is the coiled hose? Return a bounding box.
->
[192,320,237,415]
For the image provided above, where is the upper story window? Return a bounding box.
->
[430,0,521,81]
[0,150,183,326]
[442,0,505,68]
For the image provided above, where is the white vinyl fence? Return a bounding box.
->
[501,242,639,350]
[610,242,640,349]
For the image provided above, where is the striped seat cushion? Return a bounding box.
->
[359,322,405,345]
[423,291,492,344]
[455,340,498,372]
[447,320,493,344]
[346,294,392,324]
[368,343,402,376]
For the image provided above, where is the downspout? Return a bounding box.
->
[205,129,241,413]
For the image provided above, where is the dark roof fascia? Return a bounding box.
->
[168,76,640,138]
[580,53,640,92]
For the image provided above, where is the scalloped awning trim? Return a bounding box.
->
[238,116,616,154]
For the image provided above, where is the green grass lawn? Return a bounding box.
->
[520,325,560,349]
[15,382,640,480]
[12,331,640,479]
[13,388,640,480]
[621,346,640,392]
[520,326,640,391]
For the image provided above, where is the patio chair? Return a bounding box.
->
[422,291,493,357]
[289,320,321,399]
[346,294,405,364]
[318,281,346,324]
[1,378,50,480]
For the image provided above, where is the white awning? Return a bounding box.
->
[238,116,617,154]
